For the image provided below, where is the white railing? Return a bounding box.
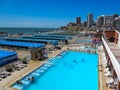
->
[102,37,120,81]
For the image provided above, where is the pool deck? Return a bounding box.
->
[0,46,68,90]
[98,46,115,90]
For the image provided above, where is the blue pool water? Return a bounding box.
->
[13,51,98,90]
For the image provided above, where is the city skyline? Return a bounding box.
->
[0,0,120,28]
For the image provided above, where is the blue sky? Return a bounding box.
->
[0,0,120,28]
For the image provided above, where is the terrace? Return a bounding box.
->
[101,30,120,90]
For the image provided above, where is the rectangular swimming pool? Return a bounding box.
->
[13,51,98,90]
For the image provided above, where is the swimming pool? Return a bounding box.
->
[12,51,98,90]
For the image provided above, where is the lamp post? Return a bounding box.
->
[27,48,31,62]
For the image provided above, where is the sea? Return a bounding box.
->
[0,28,57,34]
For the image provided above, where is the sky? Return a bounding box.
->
[0,0,120,28]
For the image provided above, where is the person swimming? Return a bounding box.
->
[16,80,22,85]
[81,59,84,62]
[28,76,35,82]
[73,59,76,63]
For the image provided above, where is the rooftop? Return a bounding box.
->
[22,36,66,40]
[0,50,17,59]
[5,38,58,44]
[0,40,45,48]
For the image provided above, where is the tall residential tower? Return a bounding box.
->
[87,13,93,27]
[76,17,81,26]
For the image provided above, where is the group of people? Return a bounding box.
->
[16,76,35,85]
[28,76,35,81]
[73,59,84,63]
[16,80,22,85]
[64,59,85,68]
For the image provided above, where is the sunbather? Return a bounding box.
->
[16,80,22,85]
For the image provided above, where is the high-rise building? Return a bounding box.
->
[113,14,119,28]
[82,21,87,27]
[87,13,93,27]
[113,14,119,18]
[67,22,76,27]
[104,15,114,27]
[96,15,105,27]
[76,17,81,26]
[114,17,120,29]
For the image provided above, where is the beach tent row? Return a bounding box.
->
[34,35,67,38]
[34,35,72,39]
[0,40,45,49]
[5,38,58,45]
[0,50,17,67]
[22,36,66,41]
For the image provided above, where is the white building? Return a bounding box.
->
[97,15,105,27]
[104,15,114,27]
[114,17,120,29]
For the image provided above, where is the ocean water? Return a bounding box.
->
[0,28,57,34]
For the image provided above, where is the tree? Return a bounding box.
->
[65,39,68,45]
[21,58,27,64]
[6,65,13,72]
[80,28,83,31]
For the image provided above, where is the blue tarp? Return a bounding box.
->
[0,40,45,48]
[0,50,17,60]
[5,38,58,45]
[76,40,92,43]
[22,36,66,41]
[34,35,72,39]
[0,50,18,66]
[34,35,66,38]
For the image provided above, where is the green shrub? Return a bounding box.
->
[21,58,27,64]
[6,65,13,72]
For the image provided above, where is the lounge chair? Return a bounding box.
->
[105,71,112,77]
[2,71,11,76]
[102,61,107,65]
[102,58,107,63]
[104,68,109,73]
[106,77,113,85]
[103,64,108,68]
[0,74,7,79]
[107,78,117,89]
